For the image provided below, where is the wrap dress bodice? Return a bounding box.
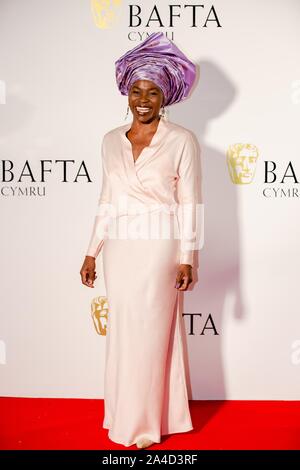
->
[86,116,203,265]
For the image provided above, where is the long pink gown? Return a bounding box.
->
[86,116,203,447]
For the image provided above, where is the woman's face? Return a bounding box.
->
[128,79,164,122]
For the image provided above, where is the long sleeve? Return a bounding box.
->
[86,137,112,258]
[176,132,204,266]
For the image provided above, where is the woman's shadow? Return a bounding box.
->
[170,60,246,436]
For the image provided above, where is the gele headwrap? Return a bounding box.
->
[115,32,196,107]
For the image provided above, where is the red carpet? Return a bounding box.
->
[0,398,299,450]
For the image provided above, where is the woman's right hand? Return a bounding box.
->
[80,256,98,288]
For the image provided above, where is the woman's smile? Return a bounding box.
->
[135,106,152,115]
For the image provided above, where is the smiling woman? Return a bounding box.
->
[125,80,164,163]
[80,32,203,450]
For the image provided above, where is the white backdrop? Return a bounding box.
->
[1,0,300,399]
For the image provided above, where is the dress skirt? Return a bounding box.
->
[101,212,193,447]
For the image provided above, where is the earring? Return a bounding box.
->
[124,104,129,120]
[159,105,166,118]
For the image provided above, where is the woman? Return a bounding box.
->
[80,32,203,449]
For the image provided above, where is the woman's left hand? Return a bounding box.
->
[175,264,193,291]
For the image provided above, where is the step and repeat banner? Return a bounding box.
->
[1,0,299,399]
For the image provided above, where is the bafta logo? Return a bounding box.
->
[226,143,259,184]
[91,0,122,29]
[91,296,109,336]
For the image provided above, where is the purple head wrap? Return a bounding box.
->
[115,32,196,107]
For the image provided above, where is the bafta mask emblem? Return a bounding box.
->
[227,143,259,184]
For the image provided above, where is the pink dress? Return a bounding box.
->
[86,116,203,447]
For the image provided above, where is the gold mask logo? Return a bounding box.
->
[91,295,109,336]
[227,143,259,184]
[91,0,122,29]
